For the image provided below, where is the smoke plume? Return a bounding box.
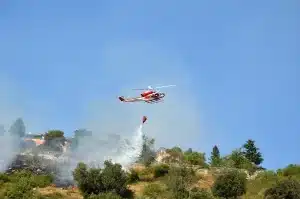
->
[55,123,145,184]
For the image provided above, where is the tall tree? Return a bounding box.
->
[164,147,184,164]
[170,146,182,153]
[45,130,64,139]
[138,135,156,166]
[184,151,206,166]
[230,149,248,169]
[210,145,221,166]
[71,129,92,150]
[242,139,264,165]
[44,130,66,151]
[9,118,26,137]
[74,129,92,137]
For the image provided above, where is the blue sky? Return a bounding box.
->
[0,1,299,169]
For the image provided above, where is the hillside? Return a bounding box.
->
[1,120,300,198]
[1,162,300,199]
[1,145,300,199]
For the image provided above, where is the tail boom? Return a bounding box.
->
[118,96,143,102]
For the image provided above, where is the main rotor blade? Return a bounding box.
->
[132,84,175,90]
[132,88,148,90]
[155,85,176,89]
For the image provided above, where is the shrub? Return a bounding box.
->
[2,170,53,199]
[73,160,132,198]
[221,149,248,170]
[101,161,132,197]
[4,176,35,199]
[264,179,300,199]
[153,164,169,178]
[0,173,10,183]
[184,151,206,167]
[165,166,196,199]
[138,167,154,182]
[229,149,255,171]
[212,170,247,198]
[127,169,139,183]
[7,170,53,188]
[189,187,215,199]
[31,174,53,188]
[142,183,164,199]
[164,148,184,163]
[276,169,283,176]
[256,170,278,181]
[282,164,300,177]
[9,170,32,181]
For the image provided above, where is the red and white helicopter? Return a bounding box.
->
[118,85,176,104]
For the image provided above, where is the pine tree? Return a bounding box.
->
[138,135,156,166]
[9,118,26,137]
[242,139,264,165]
[210,145,221,166]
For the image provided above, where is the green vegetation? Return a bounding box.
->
[138,135,156,166]
[242,139,264,166]
[184,149,207,167]
[142,183,165,199]
[0,170,53,199]
[212,170,247,198]
[0,146,299,199]
[73,160,133,199]
[0,119,299,198]
[264,179,300,199]
[209,145,221,167]
[153,164,169,178]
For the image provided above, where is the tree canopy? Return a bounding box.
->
[138,135,156,166]
[74,129,92,137]
[9,118,26,137]
[242,139,264,166]
[184,150,206,166]
[212,170,247,198]
[73,160,132,198]
[44,130,64,140]
[43,130,66,152]
[210,145,221,167]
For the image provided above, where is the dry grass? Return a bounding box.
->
[131,163,147,172]
[128,182,149,197]
[37,186,83,199]
[196,172,215,189]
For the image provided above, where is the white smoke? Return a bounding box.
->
[0,133,19,172]
[55,123,145,184]
[111,124,144,169]
[0,74,47,173]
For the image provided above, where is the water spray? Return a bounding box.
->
[54,116,148,185]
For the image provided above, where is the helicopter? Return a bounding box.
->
[118,84,176,104]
